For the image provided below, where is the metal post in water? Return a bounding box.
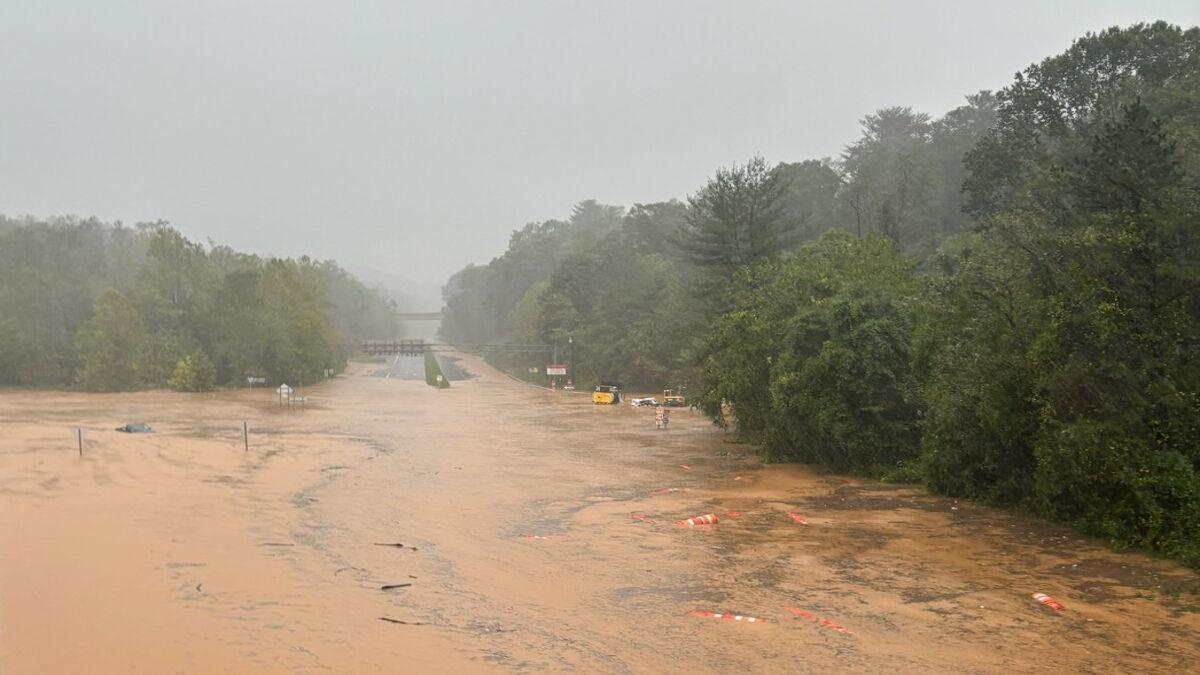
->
[243,421,248,452]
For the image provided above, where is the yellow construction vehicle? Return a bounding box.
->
[662,389,687,407]
[592,383,622,405]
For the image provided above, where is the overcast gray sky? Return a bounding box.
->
[2,1,1198,303]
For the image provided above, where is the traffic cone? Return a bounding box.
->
[787,512,809,525]
[677,513,718,527]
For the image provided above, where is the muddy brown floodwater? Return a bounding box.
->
[2,355,1198,673]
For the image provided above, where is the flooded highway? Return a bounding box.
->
[2,354,1198,673]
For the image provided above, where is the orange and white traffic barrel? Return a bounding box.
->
[1032,592,1064,611]
[688,609,766,623]
[676,513,718,527]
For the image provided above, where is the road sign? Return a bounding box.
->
[277,384,292,395]
[546,364,567,376]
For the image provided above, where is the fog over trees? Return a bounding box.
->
[0,218,397,391]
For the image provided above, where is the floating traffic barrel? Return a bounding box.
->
[676,513,718,527]
[1032,592,1064,611]
[688,609,765,623]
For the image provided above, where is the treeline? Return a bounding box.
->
[441,89,996,386]
[0,217,398,391]
[442,23,1200,566]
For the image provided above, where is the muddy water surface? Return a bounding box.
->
[1,355,1198,673]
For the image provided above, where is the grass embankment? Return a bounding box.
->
[424,352,450,388]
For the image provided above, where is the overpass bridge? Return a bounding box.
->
[361,339,553,356]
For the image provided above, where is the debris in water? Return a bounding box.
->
[379,617,425,625]
[688,609,765,623]
[261,542,295,547]
[787,512,809,525]
[785,606,851,633]
[631,513,656,524]
[677,513,718,527]
[519,533,551,539]
[1033,593,1065,611]
[380,583,412,591]
[373,542,406,548]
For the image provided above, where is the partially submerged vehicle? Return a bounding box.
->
[115,422,153,433]
[592,383,622,405]
[662,389,687,407]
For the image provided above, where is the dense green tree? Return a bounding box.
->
[924,39,1200,564]
[915,234,1042,502]
[0,217,144,386]
[76,289,147,391]
[775,159,849,242]
[168,349,217,392]
[963,22,1200,219]
[699,233,920,473]
[622,200,688,257]
[840,107,934,245]
[676,156,799,276]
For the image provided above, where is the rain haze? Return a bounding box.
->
[3,0,1197,303]
[4,3,1200,673]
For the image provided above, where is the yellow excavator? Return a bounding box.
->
[592,383,622,405]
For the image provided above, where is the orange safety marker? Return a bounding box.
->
[631,513,656,524]
[1032,593,1064,611]
[676,513,718,527]
[688,609,766,624]
[785,606,851,633]
[787,512,809,525]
